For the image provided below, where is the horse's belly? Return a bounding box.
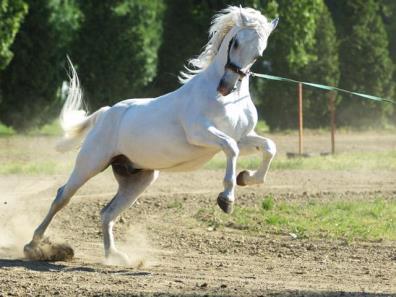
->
[160,152,217,171]
[121,140,217,171]
[117,112,218,170]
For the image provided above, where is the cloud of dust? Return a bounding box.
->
[0,175,72,261]
[0,205,41,259]
[104,224,158,269]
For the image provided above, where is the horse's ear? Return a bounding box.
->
[271,17,279,31]
[239,6,249,25]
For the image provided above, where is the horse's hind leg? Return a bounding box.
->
[24,146,111,260]
[101,163,159,265]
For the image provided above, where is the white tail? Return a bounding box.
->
[56,58,108,152]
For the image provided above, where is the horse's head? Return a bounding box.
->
[217,12,279,96]
[179,6,278,93]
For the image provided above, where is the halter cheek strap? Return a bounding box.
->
[225,62,248,78]
[224,37,250,80]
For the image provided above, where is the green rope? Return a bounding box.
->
[251,72,395,104]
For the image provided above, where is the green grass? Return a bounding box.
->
[204,150,396,171]
[166,200,184,209]
[1,146,394,176]
[255,120,270,134]
[27,121,63,136]
[0,160,65,175]
[261,195,275,210]
[34,121,62,136]
[0,123,15,136]
[195,196,396,241]
[0,121,62,137]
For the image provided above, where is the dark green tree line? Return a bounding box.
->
[300,2,340,128]
[261,0,334,129]
[155,0,277,94]
[327,0,394,127]
[0,0,395,131]
[0,0,27,70]
[381,0,396,123]
[72,0,164,109]
[154,0,212,94]
[0,0,80,130]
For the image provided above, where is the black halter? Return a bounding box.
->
[224,37,250,80]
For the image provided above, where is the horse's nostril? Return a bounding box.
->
[217,84,230,96]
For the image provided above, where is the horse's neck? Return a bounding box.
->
[199,27,250,97]
[208,28,239,80]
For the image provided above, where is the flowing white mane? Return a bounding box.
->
[179,6,273,84]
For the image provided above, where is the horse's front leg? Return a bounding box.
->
[186,125,239,214]
[237,133,277,186]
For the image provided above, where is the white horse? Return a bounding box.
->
[24,6,278,263]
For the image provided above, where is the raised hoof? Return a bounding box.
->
[236,170,249,186]
[217,195,234,214]
[24,238,74,262]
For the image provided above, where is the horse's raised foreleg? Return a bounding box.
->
[237,133,276,186]
[101,168,159,265]
[186,125,239,214]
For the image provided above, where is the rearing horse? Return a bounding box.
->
[25,6,278,263]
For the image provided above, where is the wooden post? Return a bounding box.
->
[298,83,303,155]
[329,92,336,154]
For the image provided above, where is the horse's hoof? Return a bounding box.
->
[217,194,234,214]
[24,239,74,261]
[24,242,41,259]
[236,170,249,186]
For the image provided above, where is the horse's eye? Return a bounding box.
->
[233,40,239,49]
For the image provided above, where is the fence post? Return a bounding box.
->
[329,92,336,154]
[298,83,303,155]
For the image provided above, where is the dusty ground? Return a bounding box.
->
[0,132,395,296]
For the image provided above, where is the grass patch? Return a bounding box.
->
[195,196,396,241]
[0,121,62,137]
[255,120,270,134]
[0,161,66,175]
[166,200,183,209]
[204,150,396,171]
[0,123,15,136]
[28,121,62,136]
[261,195,275,210]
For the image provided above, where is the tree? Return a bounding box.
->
[72,0,164,109]
[154,0,212,94]
[155,0,278,94]
[380,0,396,124]
[328,0,394,127]
[0,0,81,130]
[300,3,340,128]
[260,0,329,129]
[0,0,27,70]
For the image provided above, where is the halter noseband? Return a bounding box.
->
[224,37,250,80]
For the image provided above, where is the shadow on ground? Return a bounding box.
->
[92,293,396,297]
[0,258,151,276]
[1,259,394,297]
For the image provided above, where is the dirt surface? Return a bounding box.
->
[0,132,395,296]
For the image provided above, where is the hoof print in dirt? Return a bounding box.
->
[217,194,234,214]
[24,239,74,262]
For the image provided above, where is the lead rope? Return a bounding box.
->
[249,72,395,104]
